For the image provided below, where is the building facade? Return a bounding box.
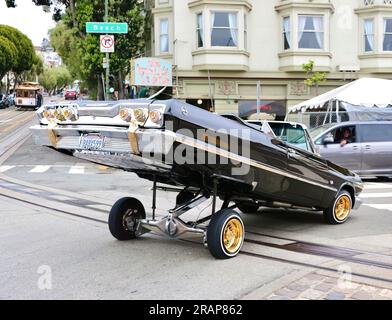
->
[147,0,392,118]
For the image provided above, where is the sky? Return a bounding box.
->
[0,1,57,46]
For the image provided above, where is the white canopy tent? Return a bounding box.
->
[289,78,392,113]
[287,78,392,126]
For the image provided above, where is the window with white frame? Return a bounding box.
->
[197,13,204,48]
[159,18,169,53]
[383,18,392,51]
[298,15,324,49]
[283,16,291,50]
[364,19,374,52]
[210,11,238,47]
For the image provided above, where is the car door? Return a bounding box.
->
[359,123,392,176]
[284,144,334,207]
[316,124,362,172]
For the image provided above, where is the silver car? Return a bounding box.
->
[310,121,392,177]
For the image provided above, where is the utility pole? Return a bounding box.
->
[256,80,261,118]
[105,0,110,101]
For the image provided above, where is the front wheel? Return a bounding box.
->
[108,197,146,240]
[324,190,352,225]
[207,209,245,259]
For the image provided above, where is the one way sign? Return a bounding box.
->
[100,35,115,53]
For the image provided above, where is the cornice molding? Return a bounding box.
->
[275,2,335,13]
[188,0,252,11]
[355,5,392,14]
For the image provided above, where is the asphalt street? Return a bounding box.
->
[0,107,391,300]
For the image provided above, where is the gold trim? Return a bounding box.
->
[47,123,59,147]
[175,133,338,192]
[128,123,140,155]
[222,218,243,254]
[334,195,351,221]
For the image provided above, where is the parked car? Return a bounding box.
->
[310,121,392,177]
[0,94,7,109]
[31,100,363,259]
[64,89,78,100]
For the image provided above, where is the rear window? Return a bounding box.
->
[360,124,392,142]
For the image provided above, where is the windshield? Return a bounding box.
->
[309,123,336,139]
[249,121,312,152]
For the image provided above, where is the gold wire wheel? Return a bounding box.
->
[222,218,243,254]
[334,195,351,221]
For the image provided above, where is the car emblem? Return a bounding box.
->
[181,106,188,116]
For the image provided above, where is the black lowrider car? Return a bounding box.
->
[30,99,363,259]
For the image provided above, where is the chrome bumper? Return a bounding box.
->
[30,124,176,171]
[30,124,176,154]
[354,197,362,210]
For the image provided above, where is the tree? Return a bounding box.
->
[7,0,146,100]
[0,25,36,83]
[302,60,327,95]
[0,35,17,80]
[20,54,44,82]
[47,0,145,100]
[38,66,72,95]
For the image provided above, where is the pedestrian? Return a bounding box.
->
[36,90,43,110]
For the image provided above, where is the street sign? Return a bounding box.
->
[102,58,109,69]
[86,22,128,34]
[100,35,115,53]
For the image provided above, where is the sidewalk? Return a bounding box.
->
[267,272,392,300]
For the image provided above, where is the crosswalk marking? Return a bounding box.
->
[364,204,392,212]
[29,165,51,173]
[360,192,392,199]
[0,165,15,173]
[364,183,392,190]
[68,165,85,174]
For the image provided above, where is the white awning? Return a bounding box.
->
[289,78,392,113]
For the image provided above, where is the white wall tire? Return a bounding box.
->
[324,190,352,225]
[207,209,245,259]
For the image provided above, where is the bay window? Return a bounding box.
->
[159,18,169,53]
[298,15,324,49]
[383,18,392,51]
[364,19,374,52]
[210,12,238,47]
[283,16,291,50]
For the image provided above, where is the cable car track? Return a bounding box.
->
[1,185,391,285]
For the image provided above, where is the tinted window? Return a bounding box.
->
[361,124,392,142]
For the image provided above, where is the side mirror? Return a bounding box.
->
[323,136,334,145]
